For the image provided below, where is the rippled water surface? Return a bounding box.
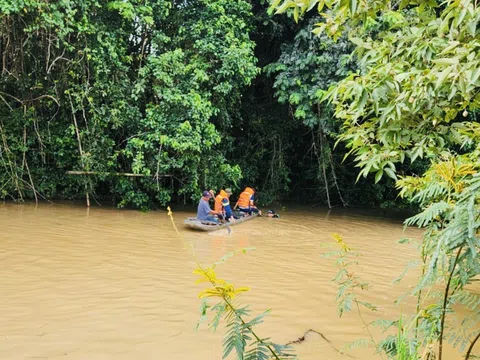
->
[0,203,471,359]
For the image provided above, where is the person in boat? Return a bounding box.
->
[234,187,262,216]
[214,188,236,223]
[197,190,220,223]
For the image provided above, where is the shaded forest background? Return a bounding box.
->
[0,0,426,209]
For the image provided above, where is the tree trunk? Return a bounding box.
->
[69,94,90,207]
[328,151,347,207]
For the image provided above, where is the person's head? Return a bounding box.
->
[225,188,233,197]
[268,209,279,218]
[202,190,212,200]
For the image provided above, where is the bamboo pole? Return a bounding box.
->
[66,171,172,178]
[23,126,38,203]
[69,94,89,207]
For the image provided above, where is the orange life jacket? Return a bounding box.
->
[215,190,229,212]
[236,187,254,208]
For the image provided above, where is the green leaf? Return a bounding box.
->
[375,170,383,183]
[431,57,460,66]
[275,1,295,14]
[349,37,364,47]
[293,6,299,23]
[399,0,410,9]
[343,339,372,352]
[270,0,282,12]
[349,0,357,15]
[384,167,397,180]
[358,89,368,112]
[471,67,480,84]
[308,0,319,12]
[435,66,454,89]
[454,6,468,27]
[317,0,325,12]
[467,19,477,36]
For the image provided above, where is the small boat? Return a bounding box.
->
[184,213,259,231]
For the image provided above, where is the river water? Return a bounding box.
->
[0,202,472,359]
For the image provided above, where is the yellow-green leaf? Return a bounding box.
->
[431,57,460,66]
[275,1,295,14]
[384,167,397,180]
[435,66,454,90]
[293,6,299,23]
[307,0,319,12]
[349,0,357,15]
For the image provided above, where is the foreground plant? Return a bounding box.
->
[322,160,480,360]
[194,257,295,360]
[271,1,480,358]
[398,157,480,359]
[325,233,438,359]
[166,207,295,360]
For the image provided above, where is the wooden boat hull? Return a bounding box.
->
[183,213,258,231]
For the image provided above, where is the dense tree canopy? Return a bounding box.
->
[0,0,260,208]
[270,1,480,359]
[0,0,431,208]
[2,0,480,358]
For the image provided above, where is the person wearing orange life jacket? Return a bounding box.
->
[213,188,236,222]
[234,187,262,216]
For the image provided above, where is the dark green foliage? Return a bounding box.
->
[0,0,417,209]
[236,10,408,207]
[0,0,255,207]
[265,19,355,207]
[267,19,355,128]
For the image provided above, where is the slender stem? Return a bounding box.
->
[439,246,463,360]
[465,331,480,360]
[22,126,38,203]
[353,297,385,360]
[407,283,434,334]
[0,123,23,201]
[175,205,282,360]
[319,130,331,209]
[69,94,90,207]
[329,151,347,207]
[415,242,428,339]
[223,297,282,360]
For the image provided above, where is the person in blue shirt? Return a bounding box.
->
[220,197,236,222]
[196,190,219,222]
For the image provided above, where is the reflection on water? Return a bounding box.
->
[0,203,473,359]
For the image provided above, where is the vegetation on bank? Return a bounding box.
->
[1,0,423,209]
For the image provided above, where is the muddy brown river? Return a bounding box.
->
[0,203,473,359]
